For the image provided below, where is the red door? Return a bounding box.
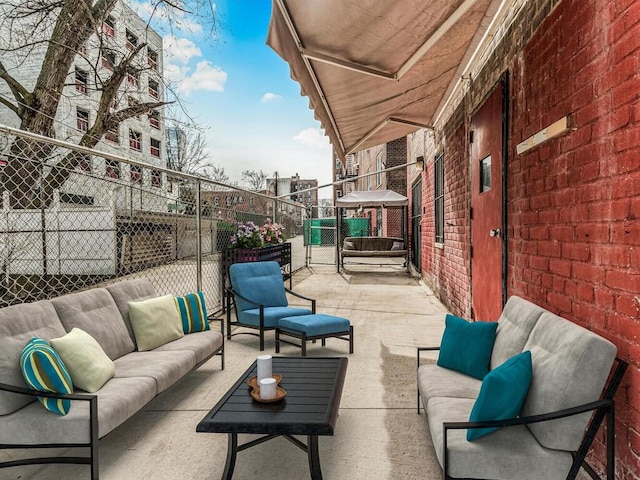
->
[471,82,505,321]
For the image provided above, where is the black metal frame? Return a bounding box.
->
[417,348,628,480]
[226,286,316,351]
[275,324,354,356]
[0,322,225,479]
[0,383,99,479]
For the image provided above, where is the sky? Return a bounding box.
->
[132,0,333,196]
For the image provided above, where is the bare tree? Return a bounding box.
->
[242,169,268,191]
[0,0,217,208]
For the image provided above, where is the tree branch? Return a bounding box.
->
[0,59,30,107]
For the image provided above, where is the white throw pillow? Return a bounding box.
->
[128,294,184,351]
[50,328,116,393]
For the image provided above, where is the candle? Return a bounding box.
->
[259,377,277,400]
[257,355,272,382]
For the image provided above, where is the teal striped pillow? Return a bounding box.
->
[20,338,73,415]
[174,291,210,334]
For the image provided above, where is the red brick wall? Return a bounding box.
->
[507,1,640,476]
[421,120,472,318]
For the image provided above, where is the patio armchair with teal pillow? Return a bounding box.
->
[226,261,315,351]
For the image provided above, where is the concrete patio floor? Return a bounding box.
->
[5,265,449,480]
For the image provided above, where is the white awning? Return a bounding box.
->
[336,190,408,208]
[267,0,501,161]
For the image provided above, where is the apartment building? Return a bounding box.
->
[0,0,169,212]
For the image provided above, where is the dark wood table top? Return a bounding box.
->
[197,357,348,436]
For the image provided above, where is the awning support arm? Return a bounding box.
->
[347,118,433,155]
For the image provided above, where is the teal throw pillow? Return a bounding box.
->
[20,337,73,415]
[174,291,210,334]
[437,314,498,380]
[467,350,533,441]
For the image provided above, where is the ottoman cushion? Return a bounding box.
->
[279,314,350,337]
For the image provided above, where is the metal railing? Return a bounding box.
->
[0,125,306,312]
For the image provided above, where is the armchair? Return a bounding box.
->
[226,261,315,350]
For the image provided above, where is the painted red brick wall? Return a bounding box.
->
[507,1,640,476]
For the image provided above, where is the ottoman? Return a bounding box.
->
[275,314,354,356]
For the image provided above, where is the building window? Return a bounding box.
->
[376,151,383,186]
[148,110,160,129]
[105,160,120,179]
[367,167,372,190]
[151,170,162,187]
[434,150,445,244]
[249,196,255,205]
[130,165,142,184]
[226,197,232,207]
[105,126,119,143]
[101,50,115,71]
[76,154,91,172]
[75,68,88,94]
[60,192,94,205]
[127,70,139,88]
[125,29,138,51]
[213,197,219,207]
[76,108,89,132]
[148,79,159,99]
[102,15,115,37]
[150,138,161,157]
[129,130,141,151]
[148,48,158,70]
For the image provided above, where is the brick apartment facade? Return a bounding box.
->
[405,0,640,476]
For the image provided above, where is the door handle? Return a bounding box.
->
[489,228,502,238]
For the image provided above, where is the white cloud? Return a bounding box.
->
[163,35,202,64]
[293,128,329,148]
[178,60,227,94]
[129,1,204,35]
[261,92,282,102]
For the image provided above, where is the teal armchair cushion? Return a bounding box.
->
[238,307,312,328]
[467,350,533,441]
[229,261,288,312]
[437,314,498,380]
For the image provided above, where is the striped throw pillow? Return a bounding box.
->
[174,291,210,334]
[20,338,73,415]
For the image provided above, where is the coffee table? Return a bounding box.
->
[197,357,348,480]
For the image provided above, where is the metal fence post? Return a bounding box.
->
[196,179,202,291]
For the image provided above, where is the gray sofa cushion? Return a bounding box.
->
[418,364,481,403]
[426,396,572,480]
[490,296,545,369]
[0,300,67,415]
[521,312,617,451]
[106,278,158,346]
[51,288,134,360]
[113,350,197,393]
[0,376,157,443]
[155,330,224,364]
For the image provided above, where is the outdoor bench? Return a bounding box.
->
[0,278,224,479]
[340,236,407,266]
[417,295,627,480]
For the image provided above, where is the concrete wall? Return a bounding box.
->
[410,0,640,476]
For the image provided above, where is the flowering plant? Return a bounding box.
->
[229,221,263,248]
[261,222,285,245]
[229,221,286,248]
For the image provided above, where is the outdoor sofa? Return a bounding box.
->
[0,277,224,479]
[340,236,407,266]
[417,295,627,480]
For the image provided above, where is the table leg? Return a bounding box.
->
[307,435,323,480]
[221,433,238,480]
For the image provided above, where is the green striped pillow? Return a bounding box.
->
[174,291,210,334]
[20,338,73,415]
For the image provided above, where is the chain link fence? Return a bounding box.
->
[0,125,306,312]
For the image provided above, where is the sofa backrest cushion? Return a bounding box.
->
[106,278,158,346]
[0,300,67,415]
[490,296,545,369]
[344,237,404,251]
[51,289,134,360]
[521,312,617,451]
[229,261,288,312]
